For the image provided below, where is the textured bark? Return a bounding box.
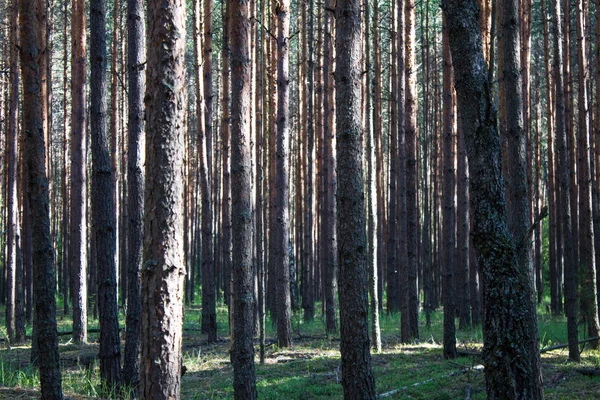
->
[575,0,600,344]
[365,0,380,353]
[198,0,216,343]
[141,0,186,397]
[335,1,376,398]
[550,0,579,362]
[274,0,292,348]
[71,0,87,345]
[497,0,543,394]
[323,0,338,335]
[123,0,145,388]
[18,0,63,395]
[91,0,122,386]
[442,0,545,397]
[441,15,456,359]
[404,0,419,340]
[229,0,257,397]
[6,0,19,344]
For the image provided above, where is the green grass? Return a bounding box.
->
[0,303,599,399]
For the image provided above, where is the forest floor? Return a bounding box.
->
[0,304,598,399]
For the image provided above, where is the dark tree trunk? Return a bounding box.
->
[18,0,63,395]
[550,0,579,362]
[123,0,145,388]
[457,117,471,329]
[575,0,600,345]
[323,0,338,335]
[274,0,292,348]
[229,0,258,397]
[442,14,456,359]
[71,0,88,345]
[90,0,122,386]
[140,0,186,396]
[442,0,545,397]
[335,1,376,398]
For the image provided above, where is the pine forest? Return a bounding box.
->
[0,0,599,398]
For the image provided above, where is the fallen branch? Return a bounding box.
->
[540,336,600,354]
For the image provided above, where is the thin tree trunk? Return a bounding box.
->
[122,0,145,388]
[551,0,579,362]
[442,14,456,359]
[71,0,87,344]
[575,0,600,345]
[404,0,419,341]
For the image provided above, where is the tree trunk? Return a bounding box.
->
[141,0,186,397]
[550,0,579,362]
[442,0,545,397]
[230,0,258,397]
[6,0,19,344]
[575,0,600,344]
[442,14,456,359]
[335,1,376,398]
[273,0,292,348]
[91,0,122,386]
[18,0,63,394]
[123,0,145,388]
[71,0,88,345]
[404,0,419,341]
[323,0,337,335]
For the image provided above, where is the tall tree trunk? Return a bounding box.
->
[335,1,376,398]
[18,0,63,394]
[274,0,292,348]
[365,0,380,353]
[230,0,258,396]
[497,0,544,393]
[442,0,545,397]
[441,14,456,359]
[575,0,600,344]
[141,0,186,396]
[5,0,19,344]
[323,0,337,335]
[199,0,216,343]
[91,0,122,386]
[404,0,419,340]
[71,0,87,344]
[551,0,579,362]
[541,0,560,315]
[123,0,145,388]
[61,0,70,319]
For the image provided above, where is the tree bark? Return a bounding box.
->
[442,0,545,397]
[229,0,258,397]
[70,0,88,345]
[141,0,186,397]
[442,14,456,359]
[18,0,64,394]
[90,0,122,386]
[274,0,292,348]
[335,1,376,398]
[123,0,145,388]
